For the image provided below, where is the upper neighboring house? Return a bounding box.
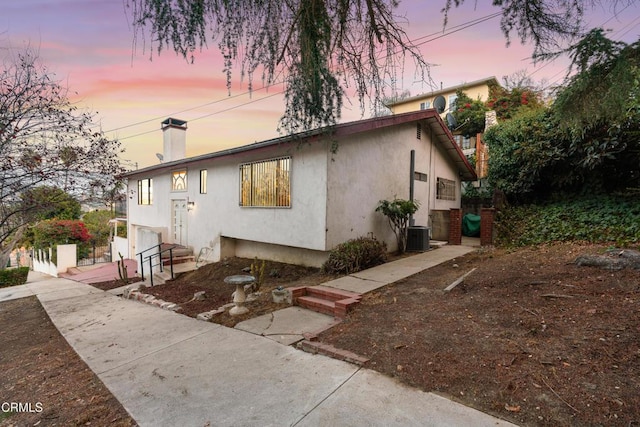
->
[122,111,476,268]
[386,77,499,180]
[386,76,498,115]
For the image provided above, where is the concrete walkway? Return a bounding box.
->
[0,245,517,427]
[235,244,478,345]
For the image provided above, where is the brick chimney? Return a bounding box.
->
[161,118,187,162]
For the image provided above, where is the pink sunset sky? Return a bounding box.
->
[3,1,639,168]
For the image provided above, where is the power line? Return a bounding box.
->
[110,12,504,140]
[109,5,639,142]
[117,91,284,141]
[104,81,283,133]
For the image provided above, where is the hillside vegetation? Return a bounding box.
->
[495,194,640,247]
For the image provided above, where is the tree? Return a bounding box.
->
[82,210,116,246]
[0,48,125,268]
[485,108,569,201]
[485,30,640,203]
[376,199,419,253]
[548,29,640,129]
[127,0,429,135]
[443,0,595,57]
[451,89,489,137]
[126,0,614,133]
[486,84,544,121]
[21,186,82,222]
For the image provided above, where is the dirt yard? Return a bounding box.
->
[0,297,136,427]
[140,257,334,327]
[2,243,638,425]
[320,243,640,426]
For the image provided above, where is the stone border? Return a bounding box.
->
[121,286,252,320]
[122,286,181,312]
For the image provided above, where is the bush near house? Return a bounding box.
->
[30,220,92,260]
[495,195,640,247]
[323,237,387,274]
[82,210,125,245]
[0,267,29,287]
[376,199,419,254]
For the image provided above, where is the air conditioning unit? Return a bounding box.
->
[407,226,430,252]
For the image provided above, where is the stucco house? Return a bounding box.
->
[386,76,498,116]
[122,110,476,268]
[386,76,499,180]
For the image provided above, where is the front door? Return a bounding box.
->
[172,199,187,246]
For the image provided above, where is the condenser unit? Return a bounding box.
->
[407,226,430,252]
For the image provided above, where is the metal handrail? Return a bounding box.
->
[136,243,180,284]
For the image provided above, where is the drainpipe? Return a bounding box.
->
[409,150,415,226]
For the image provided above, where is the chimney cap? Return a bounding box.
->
[162,117,187,129]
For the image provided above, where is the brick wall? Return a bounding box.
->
[448,208,462,245]
[480,207,496,246]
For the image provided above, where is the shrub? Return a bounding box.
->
[82,210,114,245]
[323,237,387,274]
[0,267,29,288]
[31,219,92,260]
[376,199,419,253]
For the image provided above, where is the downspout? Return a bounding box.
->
[409,149,415,226]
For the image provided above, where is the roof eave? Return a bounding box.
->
[120,110,476,181]
[385,76,499,108]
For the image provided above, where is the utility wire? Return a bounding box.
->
[104,81,284,133]
[109,12,504,140]
[116,91,284,141]
[111,5,638,141]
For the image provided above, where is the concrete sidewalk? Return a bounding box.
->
[0,245,516,427]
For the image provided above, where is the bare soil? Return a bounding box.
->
[320,243,640,426]
[0,296,136,427]
[139,258,335,327]
[3,243,638,425]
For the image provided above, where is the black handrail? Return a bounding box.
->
[146,246,177,286]
[136,243,180,284]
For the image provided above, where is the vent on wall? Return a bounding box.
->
[416,123,422,140]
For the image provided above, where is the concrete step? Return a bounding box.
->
[297,340,369,366]
[162,255,196,266]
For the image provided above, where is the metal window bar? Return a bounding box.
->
[436,178,456,201]
[239,157,290,207]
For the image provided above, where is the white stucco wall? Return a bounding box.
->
[431,140,463,211]
[127,142,330,265]
[127,171,172,258]
[326,123,437,252]
[208,144,328,251]
[126,118,464,265]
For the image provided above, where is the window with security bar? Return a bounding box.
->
[436,177,456,201]
[239,157,291,207]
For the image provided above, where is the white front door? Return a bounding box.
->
[172,199,188,246]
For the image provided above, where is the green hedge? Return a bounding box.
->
[0,267,30,288]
